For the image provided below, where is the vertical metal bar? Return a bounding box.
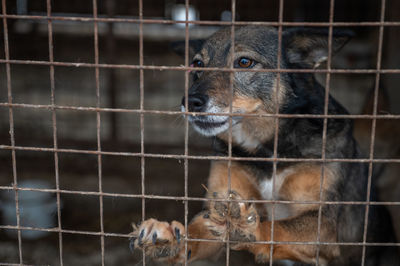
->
[106,0,118,141]
[138,0,146,265]
[226,1,236,265]
[92,1,105,265]
[1,0,23,264]
[184,0,190,265]
[316,0,335,264]
[269,0,284,265]
[361,1,386,265]
[46,0,63,265]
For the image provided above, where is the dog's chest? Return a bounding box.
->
[259,168,295,220]
[231,125,261,151]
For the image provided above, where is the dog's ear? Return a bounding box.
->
[170,39,205,58]
[283,28,353,68]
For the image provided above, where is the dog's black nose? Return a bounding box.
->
[182,94,208,112]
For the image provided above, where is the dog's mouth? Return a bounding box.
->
[181,105,232,136]
[193,119,227,129]
[193,118,228,133]
[189,117,230,136]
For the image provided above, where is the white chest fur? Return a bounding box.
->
[259,168,295,220]
[231,124,261,151]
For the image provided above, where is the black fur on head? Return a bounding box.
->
[282,27,354,68]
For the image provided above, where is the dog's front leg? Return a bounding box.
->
[130,211,225,264]
[130,160,263,264]
[210,204,340,265]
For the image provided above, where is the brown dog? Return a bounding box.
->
[130,26,397,265]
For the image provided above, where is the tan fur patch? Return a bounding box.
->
[199,48,210,65]
[217,77,288,153]
[232,95,263,113]
[203,161,339,263]
[206,161,261,201]
[271,76,287,111]
[278,164,336,216]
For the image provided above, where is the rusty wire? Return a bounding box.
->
[316,0,335,264]
[361,1,387,265]
[1,13,400,27]
[45,0,63,264]
[1,58,400,74]
[183,1,190,265]
[2,144,400,163]
[269,0,285,264]
[1,0,400,265]
[2,0,23,264]
[137,0,146,265]
[91,0,106,265]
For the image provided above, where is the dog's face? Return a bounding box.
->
[176,26,351,144]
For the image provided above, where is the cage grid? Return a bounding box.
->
[0,0,400,265]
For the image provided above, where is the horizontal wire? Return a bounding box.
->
[1,224,399,247]
[0,263,37,266]
[1,185,400,206]
[1,59,399,74]
[1,102,400,119]
[1,14,400,27]
[1,144,399,163]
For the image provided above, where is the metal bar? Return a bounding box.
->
[1,0,23,263]
[0,224,399,247]
[184,0,190,265]
[316,0,335,264]
[1,58,400,73]
[2,144,400,163]
[1,263,35,266]
[1,185,400,206]
[361,1,386,265]
[92,0,105,265]
[105,0,118,141]
[226,1,236,265]
[46,0,63,265]
[269,0,284,264]
[4,102,400,119]
[138,1,146,265]
[1,13,400,27]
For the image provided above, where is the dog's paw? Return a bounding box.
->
[130,219,187,262]
[209,190,260,250]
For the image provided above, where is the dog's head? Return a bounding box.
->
[173,26,352,148]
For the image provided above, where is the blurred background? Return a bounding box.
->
[0,0,399,265]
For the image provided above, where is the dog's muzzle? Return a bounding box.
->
[181,94,230,136]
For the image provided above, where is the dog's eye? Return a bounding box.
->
[237,57,255,68]
[192,60,204,68]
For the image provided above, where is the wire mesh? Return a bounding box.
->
[0,0,399,265]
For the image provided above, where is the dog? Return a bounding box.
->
[130,26,397,265]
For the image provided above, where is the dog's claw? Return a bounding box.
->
[129,237,136,252]
[138,229,144,245]
[131,219,187,263]
[152,232,157,244]
[175,227,181,243]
